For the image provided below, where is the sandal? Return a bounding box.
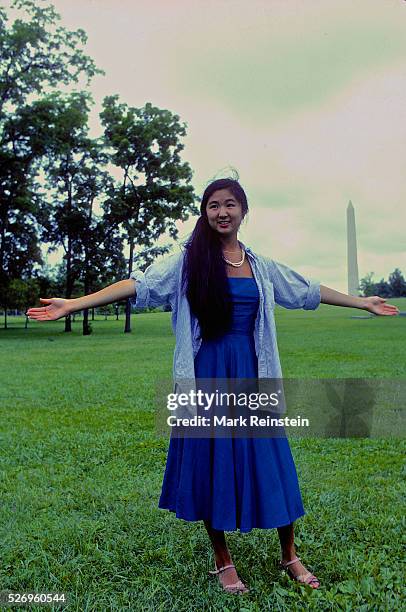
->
[280,556,320,589]
[208,563,249,594]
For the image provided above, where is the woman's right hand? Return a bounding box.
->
[26,298,71,322]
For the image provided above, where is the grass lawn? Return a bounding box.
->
[0,300,405,611]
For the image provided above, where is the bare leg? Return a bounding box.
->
[277,522,296,561]
[277,522,320,587]
[203,520,243,588]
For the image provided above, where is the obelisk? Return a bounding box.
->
[347,200,359,296]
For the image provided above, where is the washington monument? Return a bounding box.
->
[347,200,359,296]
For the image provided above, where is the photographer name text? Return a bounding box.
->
[167,415,309,428]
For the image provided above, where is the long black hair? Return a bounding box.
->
[181,178,249,340]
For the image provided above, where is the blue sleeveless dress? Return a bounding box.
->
[158,277,305,532]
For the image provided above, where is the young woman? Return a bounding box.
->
[27,178,399,596]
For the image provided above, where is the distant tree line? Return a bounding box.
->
[0,0,198,332]
[359,268,406,298]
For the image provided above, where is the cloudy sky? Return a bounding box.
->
[28,1,406,290]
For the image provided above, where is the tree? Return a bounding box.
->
[132,245,175,272]
[100,96,199,333]
[359,272,376,297]
[0,0,100,116]
[38,92,125,334]
[359,269,405,298]
[388,268,406,298]
[373,278,391,298]
[0,97,52,327]
[6,277,38,328]
[0,0,101,326]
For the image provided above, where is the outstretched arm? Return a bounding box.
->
[320,285,400,316]
[26,279,136,322]
[27,251,182,322]
[68,279,135,313]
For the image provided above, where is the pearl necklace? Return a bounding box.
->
[222,247,245,267]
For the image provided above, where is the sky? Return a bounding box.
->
[14,0,406,291]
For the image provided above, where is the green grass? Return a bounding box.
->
[0,302,405,611]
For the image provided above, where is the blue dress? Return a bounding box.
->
[158,277,305,532]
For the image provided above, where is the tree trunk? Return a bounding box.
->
[83,308,91,335]
[83,196,94,336]
[125,299,132,332]
[82,268,91,335]
[83,243,91,335]
[65,183,73,333]
[124,238,134,333]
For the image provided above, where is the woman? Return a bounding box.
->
[27,177,399,596]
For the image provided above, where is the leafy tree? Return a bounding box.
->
[100,95,198,333]
[0,0,101,326]
[373,278,391,298]
[359,269,405,298]
[38,91,125,334]
[359,272,376,297]
[388,268,406,298]
[0,97,53,326]
[6,277,38,328]
[0,0,99,116]
[132,245,175,272]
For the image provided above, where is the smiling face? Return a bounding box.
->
[205,188,244,236]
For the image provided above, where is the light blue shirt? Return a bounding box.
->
[129,241,321,381]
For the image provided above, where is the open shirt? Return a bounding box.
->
[129,241,320,383]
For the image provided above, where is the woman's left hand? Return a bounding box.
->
[363,296,400,316]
